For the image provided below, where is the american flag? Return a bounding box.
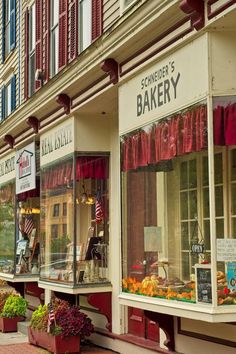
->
[47,302,55,333]
[95,190,104,224]
[24,215,34,236]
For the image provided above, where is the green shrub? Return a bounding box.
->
[30,304,48,332]
[1,295,28,318]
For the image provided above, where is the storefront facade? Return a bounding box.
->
[118,4,236,353]
[1,1,236,353]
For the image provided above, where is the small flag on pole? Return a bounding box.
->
[47,302,55,333]
[24,215,34,236]
[95,190,104,224]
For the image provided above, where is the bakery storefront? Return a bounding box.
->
[119,30,236,351]
[38,117,112,298]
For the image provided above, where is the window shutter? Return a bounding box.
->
[10,75,16,112]
[92,0,103,41]
[10,0,16,50]
[24,8,29,101]
[35,0,42,90]
[69,0,78,61]
[2,0,5,63]
[59,0,68,70]
[43,0,50,83]
[1,86,6,121]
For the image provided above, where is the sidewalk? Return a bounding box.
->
[0,332,117,353]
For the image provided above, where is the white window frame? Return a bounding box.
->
[28,2,36,97]
[78,0,92,52]
[5,0,11,57]
[50,0,59,77]
[5,80,11,117]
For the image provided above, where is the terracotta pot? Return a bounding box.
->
[28,327,81,354]
[0,316,25,332]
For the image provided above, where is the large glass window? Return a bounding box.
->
[121,103,209,304]
[40,155,110,286]
[50,0,59,77]
[0,182,15,274]
[16,182,40,276]
[213,96,236,306]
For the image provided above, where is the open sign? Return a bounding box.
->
[191,243,204,254]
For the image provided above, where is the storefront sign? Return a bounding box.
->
[16,142,36,194]
[0,152,15,185]
[40,118,74,166]
[191,243,204,254]
[227,262,236,290]
[195,265,212,304]
[119,35,208,134]
[217,239,236,262]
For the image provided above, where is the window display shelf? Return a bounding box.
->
[119,292,236,323]
[38,280,112,294]
[0,272,39,282]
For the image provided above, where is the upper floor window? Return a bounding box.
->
[2,0,16,62]
[0,75,16,122]
[50,0,59,77]
[28,3,36,97]
[79,0,92,52]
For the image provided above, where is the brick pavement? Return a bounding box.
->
[0,342,117,353]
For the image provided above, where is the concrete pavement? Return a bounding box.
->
[0,331,117,353]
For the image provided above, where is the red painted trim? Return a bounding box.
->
[120,17,191,77]
[95,328,175,354]
[100,58,118,85]
[120,26,192,77]
[207,0,235,19]
[180,0,205,30]
[86,293,112,332]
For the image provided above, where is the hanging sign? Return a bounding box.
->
[16,142,36,194]
[0,152,15,185]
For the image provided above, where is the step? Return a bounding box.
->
[17,320,30,335]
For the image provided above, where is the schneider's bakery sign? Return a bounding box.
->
[40,118,74,165]
[119,35,208,133]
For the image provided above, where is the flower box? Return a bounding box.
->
[0,316,25,332]
[28,327,81,354]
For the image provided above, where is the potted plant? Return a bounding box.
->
[28,298,94,354]
[0,293,27,332]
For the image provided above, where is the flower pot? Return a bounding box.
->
[28,327,81,354]
[0,316,25,332]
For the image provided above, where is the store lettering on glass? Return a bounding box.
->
[0,157,15,177]
[137,61,181,117]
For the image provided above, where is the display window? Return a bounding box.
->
[40,154,109,286]
[15,180,40,275]
[121,103,212,304]
[213,96,236,306]
[121,98,236,313]
[0,181,15,274]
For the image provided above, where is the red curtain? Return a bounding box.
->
[213,103,236,146]
[122,105,208,172]
[42,157,109,190]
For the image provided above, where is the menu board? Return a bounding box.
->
[195,265,212,304]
